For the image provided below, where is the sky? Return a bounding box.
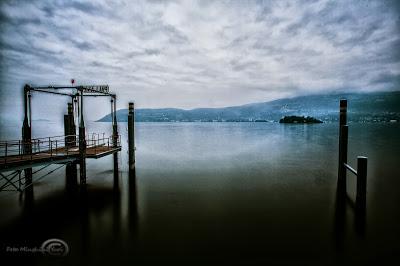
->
[0,0,399,122]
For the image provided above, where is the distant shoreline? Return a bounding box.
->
[96,91,400,124]
[95,120,398,124]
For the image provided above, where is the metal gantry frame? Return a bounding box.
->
[23,84,117,128]
[0,84,120,192]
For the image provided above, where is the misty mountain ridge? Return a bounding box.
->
[97,91,400,123]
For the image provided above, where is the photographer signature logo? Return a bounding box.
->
[41,238,69,256]
[5,238,69,256]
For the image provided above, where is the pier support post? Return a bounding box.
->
[338,99,347,194]
[128,102,137,231]
[22,84,33,193]
[64,102,77,189]
[128,102,135,172]
[79,90,87,185]
[112,96,119,189]
[356,156,367,212]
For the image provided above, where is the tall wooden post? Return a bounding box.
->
[339,99,347,129]
[338,99,347,194]
[128,102,137,232]
[356,156,367,212]
[22,84,32,192]
[338,125,348,194]
[112,95,119,189]
[65,102,77,189]
[128,102,135,171]
[79,89,86,185]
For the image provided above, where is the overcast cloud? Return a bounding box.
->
[0,0,399,121]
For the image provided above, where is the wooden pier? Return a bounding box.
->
[0,84,136,193]
[0,134,121,172]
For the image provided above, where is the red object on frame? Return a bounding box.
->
[71,79,75,85]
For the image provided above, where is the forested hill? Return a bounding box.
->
[97,91,400,123]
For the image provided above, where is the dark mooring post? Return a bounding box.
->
[64,102,77,189]
[128,102,137,233]
[112,95,119,189]
[79,90,87,185]
[128,102,135,172]
[338,99,347,194]
[22,84,32,191]
[356,156,367,212]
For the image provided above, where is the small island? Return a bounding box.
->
[279,115,323,124]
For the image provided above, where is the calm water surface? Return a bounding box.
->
[0,122,399,265]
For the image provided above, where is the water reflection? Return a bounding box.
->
[333,179,367,258]
[112,184,121,236]
[0,122,399,264]
[79,184,89,257]
[65,162,78,193]
[0,167,141,264]
[353,196,366,238]
[334,185,347,253]
[22,185,34,215]
[128,168,138,236]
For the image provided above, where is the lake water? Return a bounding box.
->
[0,121,399,265]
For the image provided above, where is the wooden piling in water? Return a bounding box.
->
[79,89,87,185]
[22,84,33,191]
[339,125,348,188]
[64,102,77,189]
[356,156,367,212]
[338,99,347,193]
[112,96,119,189]
[128,102,135,172]
[339,99,347,127]
[128,102,137,228]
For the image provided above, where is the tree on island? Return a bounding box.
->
[279,116,323,123]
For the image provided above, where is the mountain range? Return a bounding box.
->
[97,91,400,123]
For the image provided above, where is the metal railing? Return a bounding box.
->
[85,133,121,154]
[0,133,121,164]
[0,135,76,161]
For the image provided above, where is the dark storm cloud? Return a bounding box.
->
[126,48,161,58]
[70,40,95,51]
[0,40,64,61]
[372,73,400,85]
[163,24,189,45]
[63,1,102,14]
[144,49,161,55]
[0,9,41,26]
[40,6,55,18]
[230,59,261,72]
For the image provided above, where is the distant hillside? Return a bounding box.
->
[97,91,400,123]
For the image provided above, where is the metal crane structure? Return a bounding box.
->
[0,84,122,193]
